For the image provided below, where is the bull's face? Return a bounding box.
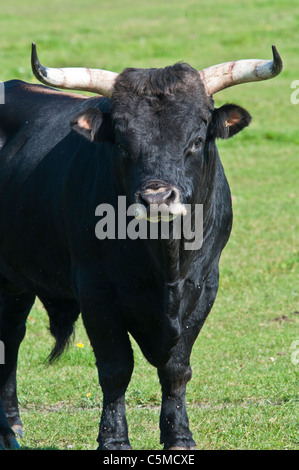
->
[71,64,251,222]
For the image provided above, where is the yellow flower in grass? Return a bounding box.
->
[76,342,84,348]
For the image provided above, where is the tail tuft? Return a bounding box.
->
[47,321,75,363]
[41,298,80,364]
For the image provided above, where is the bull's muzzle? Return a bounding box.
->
[134,181,187,223]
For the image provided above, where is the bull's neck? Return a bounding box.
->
[144,224,201,288]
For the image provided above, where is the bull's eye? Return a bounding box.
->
[186,137,203,157]
[193,137,203,149]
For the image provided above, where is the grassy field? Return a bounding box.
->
[0,0,298,450]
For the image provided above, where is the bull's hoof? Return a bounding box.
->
[98,441,132,450]
[8,416,24,439]
[0,433,21,450]
[11,424,23,439]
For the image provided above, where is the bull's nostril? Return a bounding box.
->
[168,190,177,203]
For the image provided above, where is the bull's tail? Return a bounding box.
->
[40,298,81,364]
[47,317,76,363]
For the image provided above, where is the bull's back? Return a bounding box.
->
[0,80,87,147]
[0,81,98,295]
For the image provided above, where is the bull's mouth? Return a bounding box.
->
[134,202,187,223]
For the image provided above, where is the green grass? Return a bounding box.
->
[0,0,298,451]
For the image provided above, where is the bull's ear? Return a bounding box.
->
[209,104,252,139]
[70,108,114,143]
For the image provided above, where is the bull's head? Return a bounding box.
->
[32,44,282,222]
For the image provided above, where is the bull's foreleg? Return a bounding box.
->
[81,294,134,450]
[158,279,219,449]
[158,353,196,450]
[0,291,35,449]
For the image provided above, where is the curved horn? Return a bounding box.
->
[199,45,283,96]
[31,43,118,97]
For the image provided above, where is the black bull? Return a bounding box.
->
[0,47,282,449]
